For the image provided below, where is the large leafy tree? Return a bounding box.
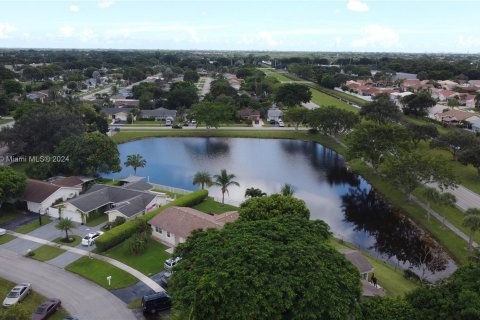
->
[430,129,479,160]
[284,106,308,130]
[275,83,312,107]
[458,146,480,177]
[360,93,401,122]
[189,102,233,129]
[0,166,27,207]
[213,169,239,204]
[170,215,361,320]
[210,79,237,98]
[462,208,480,251]
[183,69,200,83]
[0,105,84,155]
[346,121,411,171]
[166,81,199,109]
[54,132,121,176]
[2,79,23,95]
[239,194,309,221]
[407,123,439,147]
[192,171,212,190]
[401,91,436,116]
[307,106,359,136]
[359,297,414,320]
[244,187,266,198]
[381,152,456,201]
[124,154,147,175]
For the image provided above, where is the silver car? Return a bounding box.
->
[2,283,31,307]
[0,228,6,236]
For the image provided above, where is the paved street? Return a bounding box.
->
[114,125,308,131]
[0,249,136,320]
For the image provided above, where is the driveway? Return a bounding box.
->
[0,212,37,230]
[0,249,136,320]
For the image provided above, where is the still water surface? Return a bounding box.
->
[105,137,456,280]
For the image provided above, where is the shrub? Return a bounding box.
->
[113,216,126,227]
[128,233,148,255]
[95,189,208,251]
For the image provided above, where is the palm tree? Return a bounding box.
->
[57,204,66,220]
[280,183,294,196]
[192,171,212,190]
[462,208,480,251]
[55,218,76,241]
[422,187,440,222]
[124,154,147,175]
[438,192,457,226]
[213,169,240,205]
[244,187,266,198]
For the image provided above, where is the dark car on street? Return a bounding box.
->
[142,292,172,315]
[159,271,172,288]
[31,299,61,320]
[172,124,183,129]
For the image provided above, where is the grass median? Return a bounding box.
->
[16,217,52,234]
[29,245,65,262]
[65,256,138,290]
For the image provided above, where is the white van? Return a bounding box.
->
[165,119,172,126]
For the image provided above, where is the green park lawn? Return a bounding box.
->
[318,87,368,106]
[104,238,171,276]
[0,278,69,320]
[0,234,15,245]
[16,217,51,234]
[310,89,359,113]
[29,245,65,262]
[65,256,138,290]
[53,235,82,247]
[192,199,238,214]
[330,239,419,297]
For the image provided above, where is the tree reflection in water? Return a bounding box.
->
[341,186,448,278]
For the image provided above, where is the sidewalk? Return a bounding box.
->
[412,196,478,249]
[7,230,164,293]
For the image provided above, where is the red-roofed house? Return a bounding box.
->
[149,206,239,246]
[432,89,458,101]
[400,79,425,92]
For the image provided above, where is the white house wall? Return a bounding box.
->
[27,187,80,214]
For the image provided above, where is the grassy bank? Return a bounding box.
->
[192,199,239,214]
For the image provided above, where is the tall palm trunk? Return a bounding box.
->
[65,229,69,240]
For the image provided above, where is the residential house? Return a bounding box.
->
[46,176,94,192]
[390,91,413,107]
[267,107,283,122]
[149,206,239,247]
[60,183,167,223]
[400,79,425,92]
[237,108,260,122]
[101,107,133,122]
[340,249,385,298]
[470,119,480,133]
[358,86,380,97]
[431,89,457,101]
[438,80,459,90]
[467,80,480,87]
[456,93,476,108]
[427,104,449,119]
[24,179,81,215]
[140,108,177,121]
[113,99,140,108]
[26,90,49,103]
[435,109,480,125]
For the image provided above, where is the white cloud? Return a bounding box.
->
[351,24,401,48]
[60,26,74,38]
[0,23,16,39]
[79,28,97,42]
[458,35,480,49]
[69,4,80,12]
[255,30,278,47]
[347,0,369,12]
[98,0,114,8]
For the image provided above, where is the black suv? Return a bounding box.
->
[142,292,172,314]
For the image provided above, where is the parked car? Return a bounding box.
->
[164,257,182,270]
[172,124,183,129]
[0,228,6,236]
[141,292,172,314]
[31,299,61,320]
[269,119,276,125]
[2,283,31,307]
[278,120,285,127]
[81,231,104,246]
[159,271,172,288]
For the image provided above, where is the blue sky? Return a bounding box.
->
[0,0,479,53]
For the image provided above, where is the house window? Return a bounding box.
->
[155,227,162,234]
[167,231,171,238]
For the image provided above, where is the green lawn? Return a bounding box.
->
[16,217,51,234]
[53,235,82,247]
[0,119,13,125]
[0,278,69,320]
[0,234,15,245]
[310,89,359,113]
[192,199,238,214]
[29,245,65,262]
[319,88,368,106]
[128,298,142,309]
[65,256,138,289]
[86,214,108,227]
[104,238,170,276]
[330,239,419,297]
[0,205,25,225]
[96,178,122,186]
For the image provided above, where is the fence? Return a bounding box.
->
[150,183,193,195]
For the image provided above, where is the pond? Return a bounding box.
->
[105,137,456,281]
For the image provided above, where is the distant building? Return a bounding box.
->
[101,107,133,122]
[140,108,177,121]
[435,109,480,125]
[267,106,283,122]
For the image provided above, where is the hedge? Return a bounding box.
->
[95,189,208,252]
